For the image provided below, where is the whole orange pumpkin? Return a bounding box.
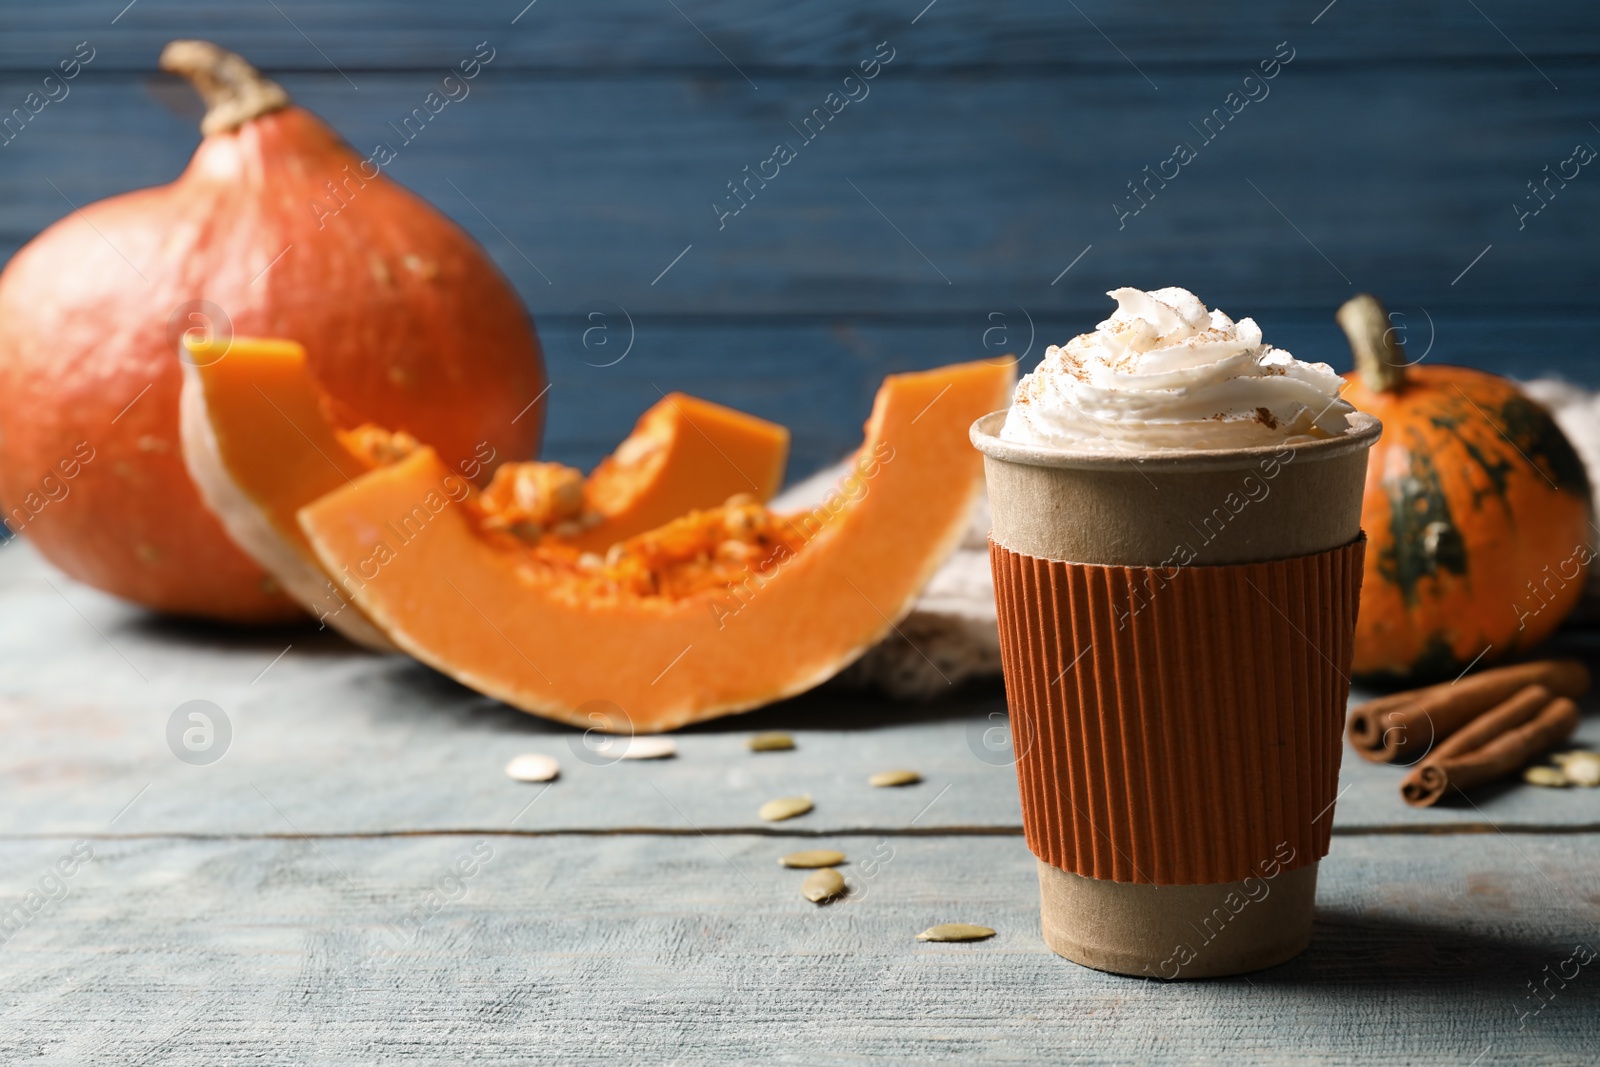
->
[1337,294,1592,682]
[0,41,546,621]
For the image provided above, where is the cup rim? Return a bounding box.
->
[970,409,1382,473]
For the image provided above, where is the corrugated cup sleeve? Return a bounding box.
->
[990,536,1365,886]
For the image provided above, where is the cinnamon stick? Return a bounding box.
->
[1347,659,1589,763]
[1400,685,1581,807]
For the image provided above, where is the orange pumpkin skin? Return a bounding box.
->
[0,74,544,621]
[1342,365,1591,681]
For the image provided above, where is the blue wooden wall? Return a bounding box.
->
[1,1,1595,478]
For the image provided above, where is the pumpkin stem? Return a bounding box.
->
[1337,293,1408,393]
[159,40,290,135]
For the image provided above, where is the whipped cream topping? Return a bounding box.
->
[1000,287,1356,451]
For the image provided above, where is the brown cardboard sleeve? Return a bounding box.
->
[991,536,1365,886]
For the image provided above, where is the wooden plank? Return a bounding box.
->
[0,0,1593,71]
[3,543,1598,838]
[0,832,1594,1063]
[1,66,1597,317]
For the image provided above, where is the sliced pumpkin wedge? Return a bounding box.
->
[179,337,790,652]
[179,336,396,650]
[297,359,1013,731]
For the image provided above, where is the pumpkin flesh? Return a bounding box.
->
[475,393,789,552]
[182,338,791,650]
[180,337,395,648]
[298,360,1012,730]
[572,393,789,550]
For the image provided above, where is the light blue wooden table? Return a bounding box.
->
[3,538,1599,1064]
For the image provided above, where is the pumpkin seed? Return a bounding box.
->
[916,923,996,942]
[779,849,845,869]
[618,736,677,760]
[1523,765,1570,788]
[1561,752,1600,787]
[759,795,813,821]
[749,732,795,752]
[504,752,560,782]
[869,769,921,788]
[802,868,846,903]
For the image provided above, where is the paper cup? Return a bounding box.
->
[972,410,1381,978]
